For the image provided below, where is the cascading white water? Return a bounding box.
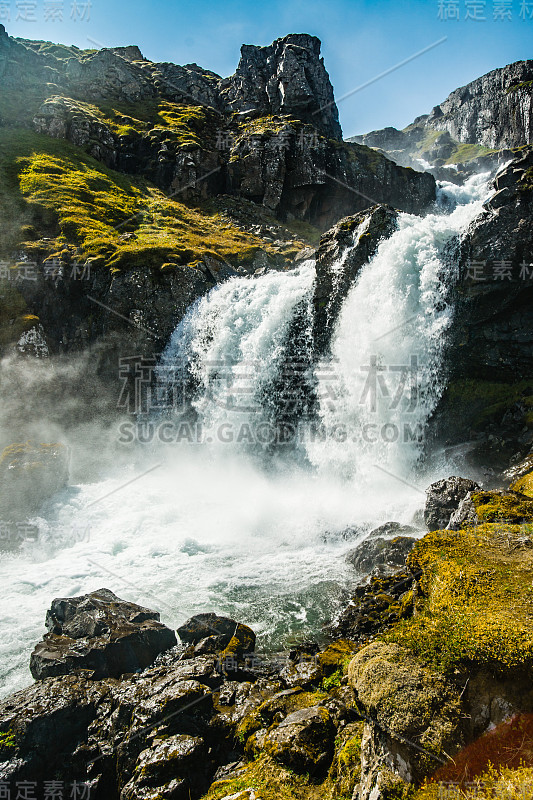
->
[160,261,316,451]
[306,171,493,483]
[0,170,495,700]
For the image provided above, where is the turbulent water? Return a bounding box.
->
[0,171,494,698]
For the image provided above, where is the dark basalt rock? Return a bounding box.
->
[177,613,256,658]
[326,571,416,642]
[345,535,418,576]
[219,33,342,139]
[263,705,336,773]
[30,588,177,680]
[424,476,481,530]
[452,148,533,383]
[313,205,399,354]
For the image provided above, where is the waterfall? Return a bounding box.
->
[0,171,495,700]
[160,261,316,455]
[161,171,493,480]
[306,171,493,483]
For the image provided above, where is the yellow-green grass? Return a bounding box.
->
[385,522,533,672]
[0,128,284,270]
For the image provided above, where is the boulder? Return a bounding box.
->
[177,613,256,658]
[327,571,415,641]
[368,521,419,539]
[448,489,533,530]
[0,441,69,521]
[30,588,177,680]
[348,641,462,796]
[120,734,206,800]
[345,535,418,576]
[264,706,335,772]
[424,476,480,530]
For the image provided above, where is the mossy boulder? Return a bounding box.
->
[121,734,207,800]
[449,489,533,529]
[0,440,69,522]
[263,705,336,773]
[389,523,533,672]
[348,641,462,786]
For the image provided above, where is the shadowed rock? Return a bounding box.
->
[30,588,177,680]
[424,476,480,530]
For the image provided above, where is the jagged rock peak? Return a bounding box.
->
[220,32,342,139]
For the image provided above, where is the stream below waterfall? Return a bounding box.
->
[0,170,495,698]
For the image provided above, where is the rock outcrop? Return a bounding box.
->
[220,34,342,139]
[424,475,480,530]
[30,588,177,679]
[351,60,532,177]
[313,205,399,354]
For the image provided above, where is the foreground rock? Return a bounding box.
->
[30,588,177,679]
[177,613,256,658]
[345,534,418,577]
[424,475,480,530]
[0,440,69,522]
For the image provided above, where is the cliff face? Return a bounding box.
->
[219,33,342,139]
[351,60,532,180]
[425,60,533,149]
[0,25,436,358]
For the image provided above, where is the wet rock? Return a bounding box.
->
[424,476,481,530]
[327,571,416,641]
[313,205,398,354]
[0,441,69,521]
[263,705,335,772]
[120,734,206,800]
[345,535,418,576]
[177,613,256,658]
[30,588,177,680]
[368,521,420,539]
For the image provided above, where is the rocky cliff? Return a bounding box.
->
[0,25,435,361]
[351,60,532,180]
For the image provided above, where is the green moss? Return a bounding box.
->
[201,754,323,800]
[511,470,533,497]
[96,100,220,149]
[0,730,16,755]
[444,142,496,165]
[506,80,533,94]
[0,128,277,271]
[386,523,533,672]
[471,490,533,523]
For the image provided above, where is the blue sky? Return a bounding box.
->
[4,0,532,136]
